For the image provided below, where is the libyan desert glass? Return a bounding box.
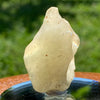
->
[24,7,80,93]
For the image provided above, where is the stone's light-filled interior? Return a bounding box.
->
[24,7,80,93]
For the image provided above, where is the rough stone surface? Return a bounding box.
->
[24,7,80,93]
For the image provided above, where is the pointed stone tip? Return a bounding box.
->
[44,7,61,23]
[47,7,58,13]
[46,7,60,17]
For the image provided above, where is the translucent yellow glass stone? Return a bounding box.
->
[24,7,80,93]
